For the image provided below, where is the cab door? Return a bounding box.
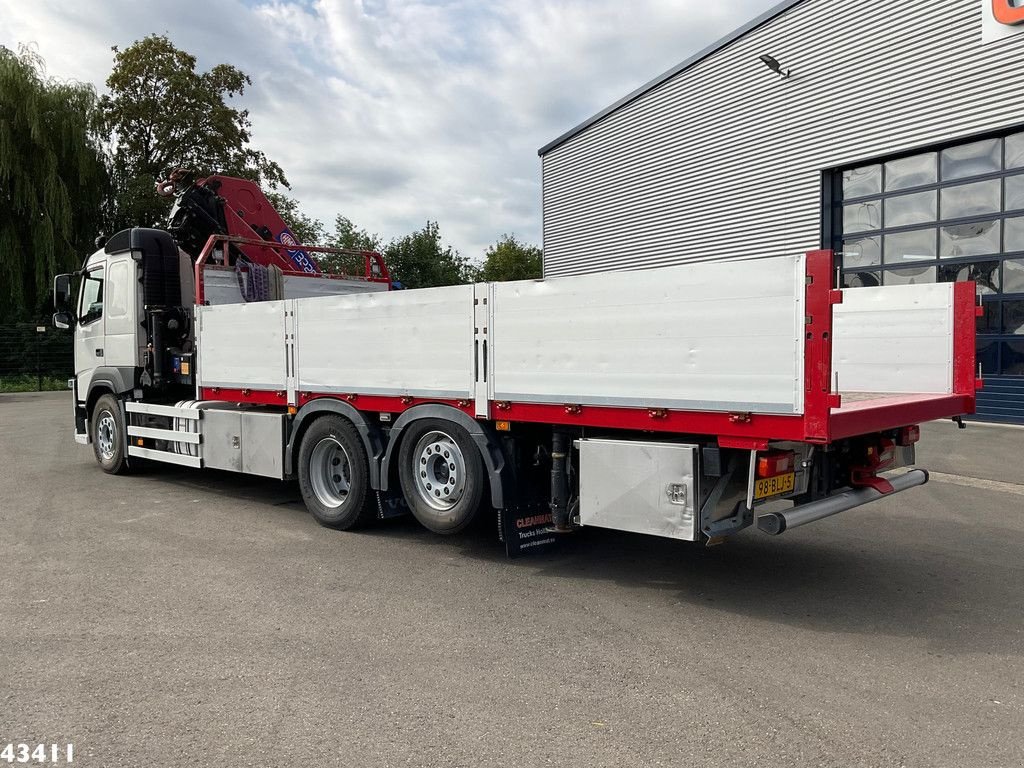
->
[74,258,106,402]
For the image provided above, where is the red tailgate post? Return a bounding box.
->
[802,249,843,443]
[953,281,982,413]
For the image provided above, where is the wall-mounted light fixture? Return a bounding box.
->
[758,54,791,79]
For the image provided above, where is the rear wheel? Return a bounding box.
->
[398,419,485,535]
[297,415,375,529]
[91,394,130,475]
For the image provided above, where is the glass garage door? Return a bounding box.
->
[830,130,1024,423]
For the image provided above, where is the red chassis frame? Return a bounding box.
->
[194,247,981,451]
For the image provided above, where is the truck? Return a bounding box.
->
[52,171,982,555]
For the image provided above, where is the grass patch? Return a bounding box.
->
[0,374,69,393]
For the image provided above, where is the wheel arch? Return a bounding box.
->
[286,398,385,487]
[85,383,115,417]
[380,404,509,509]
[85,366,135,413]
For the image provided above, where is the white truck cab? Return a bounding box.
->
[54,229,190,448]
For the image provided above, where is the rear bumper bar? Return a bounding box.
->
[756,469,929,535]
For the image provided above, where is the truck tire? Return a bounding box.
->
[91,394,130,475]
[397,418,485,535]
[297,415,375,530]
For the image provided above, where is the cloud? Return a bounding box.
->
[1,0,781,261]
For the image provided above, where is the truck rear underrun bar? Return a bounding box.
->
[755,469,929,535]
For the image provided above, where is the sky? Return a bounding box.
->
[1,0,782,261]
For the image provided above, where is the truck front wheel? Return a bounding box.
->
[397,419,484,535]
[91,394,130,475]
[297,415,375,530]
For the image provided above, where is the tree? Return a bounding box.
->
[265,191,325,246]
[100,34,287,231]
[328,215,380,252]
[311,214,383,276]
[479,234,542,282]
[382,221,474,289]
[0,45,108,320]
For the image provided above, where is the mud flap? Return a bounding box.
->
[498,502,559,558]
[375,490,408,520]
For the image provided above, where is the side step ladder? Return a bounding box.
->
[124,401,287,478]
[125,401,203,468]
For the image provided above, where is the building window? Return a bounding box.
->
[828,128,1024,378]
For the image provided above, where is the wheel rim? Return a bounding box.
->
[97,410,117,461]
[309,437,352,509]
[411,430,467,513]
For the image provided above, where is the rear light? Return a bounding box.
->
[898,425,920,447]
[757,451,795,478]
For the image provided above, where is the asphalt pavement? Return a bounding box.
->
[1,391,1022,767]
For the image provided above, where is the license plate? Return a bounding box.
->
[754,472,795,500]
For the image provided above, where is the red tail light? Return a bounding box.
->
[757,451,795,478]
[898,425,920,447]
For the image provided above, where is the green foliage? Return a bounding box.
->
[382,221,474,289]
[329,215,380,252]
[265,191,325,245]
[0,45,109,321]
[100,34,288,231]
[479,234,542,282]
[310,214,381,277]
[1,38,534,323]
[0,374,68,393]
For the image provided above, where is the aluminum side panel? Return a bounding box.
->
[196,302,288,390]
[294,285,475,398]
[282,274,388,298]
[201,268,388,305]
[491,256,805,414]
[833,283,954,394]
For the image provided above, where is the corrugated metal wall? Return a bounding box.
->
[976,377,1024,423]
[541,0,1024,277]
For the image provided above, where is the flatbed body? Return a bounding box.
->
[191,248,978,450]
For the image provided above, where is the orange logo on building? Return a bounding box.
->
[993,0,1024,25]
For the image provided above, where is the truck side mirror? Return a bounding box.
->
[54,273,73,312]
[53,274,75,328]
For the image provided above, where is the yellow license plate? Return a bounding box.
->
[754,472,795,500]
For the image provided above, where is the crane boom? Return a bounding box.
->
[159,169,389,284]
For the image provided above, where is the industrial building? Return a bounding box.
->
[539,0,1024,422]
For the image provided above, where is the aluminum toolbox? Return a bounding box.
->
[578,438,698,541]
